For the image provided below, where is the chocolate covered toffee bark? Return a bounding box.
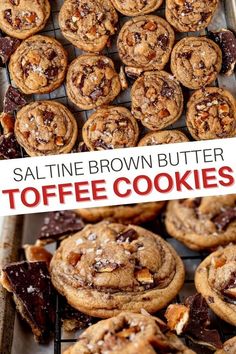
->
[111,0,163,16]
[15,101,78,156]
[195,244,236,326]
[165,196,236,251]
[131,71,183,130]
[0,0,50,39]
[215,337,236,354]
[165,0,218,33]
[9,35,68,94]
[82,106,139,150]
[66,55,121,110]
[64,312,196,354]
[171,37,222,89]
[76,202,166,224]
[138,130,189,146]
[59,0,118,52]
[186,87,236,140]
[118,15,175,71]
[50,222,185,318]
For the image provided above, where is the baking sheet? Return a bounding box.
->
[0,0,235,353]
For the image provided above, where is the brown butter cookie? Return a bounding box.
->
[15,101,78,156]
[171,37,222,89]
[138,130,189,146]
[9,35,68,94]
[0,0,50,39]
[111,0,163,16]
[186,87,236,140]
[50,222,185,318]
[59,0,118,52]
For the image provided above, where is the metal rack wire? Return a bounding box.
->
[0,1,236,353]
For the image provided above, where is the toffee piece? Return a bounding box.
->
[1,261,55,342]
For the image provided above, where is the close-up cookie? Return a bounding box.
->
[165,0,219,33]
[50,222,185,318]
[9,35,68,95]
[75,202,166,224]
[15,101,78,156]
[118,15,175,71]
[165,196,236,251]
[171,37,222,89]
[59,0,118,52]
[186,87,236,140]
[0,0,50,39]
[215,337,236,354]
[82,106,139,150]
[64,312,196,354]
[66,55,121,110]
[195,244,236,326]
[111,0,163,16]
[131,71,183,130]
[138,130,189,146]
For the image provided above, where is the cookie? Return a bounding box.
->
[9,35,68,95]
[131,71,183,130]
[165,0,219,33]
[215,337,236,354]
[59,0,118,52]
[50,222,185,318]
[171,37,222,89]
[0,0,50,39]
[165,196,236,251]
[195,244,236,326]
[111,0,163,16]
[117,15,175,71]
[66,55,121,110]
[15,101,78,156]
[138,130,189,146]
[63,312,196,354]
[82,106,139,150]
[186,87,236,140]
[75,202,166,224]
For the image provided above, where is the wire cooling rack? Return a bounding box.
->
[0,0,236,353]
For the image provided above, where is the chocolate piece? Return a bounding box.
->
[2,261,55,342]
[38,210,85,244]
[0,133,21,159]
[116,229,138,243]
[212,207,236,232]
[61,301,95,331]
[208,29,236,76]
[0,36,20,64]
[77,142,89,152]
[3,85,27,113]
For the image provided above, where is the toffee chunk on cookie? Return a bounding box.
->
[171,37,222,89]
[138,130,189,146]
[50,222,185,318]
[165,0,219,33]
[82,106,139,150]
[111,0,163,16]
[118,15,175,71]
[0,0,50,39]
[165,195,236,251]
[59,0,118,52]
[66,55,121,110]
[15,101,78,156]
[195,244,236,326]
[186,87,236,140]
[131,71,183,130]
[64,312,196,354]
[9,35,68,94]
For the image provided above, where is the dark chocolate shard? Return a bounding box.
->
[184,294,223,350]
[3,85,27,113]
[94,139,112,150]
[212,207,236,232]
[0,36,20,64]
[208,29,236,76]
[2,261,55,343]
[77,141,89,152]
[116,229,138,243]
[0,133,21,159]
[38,210,85,244]
[61,301,96,331]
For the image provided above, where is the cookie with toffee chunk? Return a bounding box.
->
[111,0,163,16]
[138,130,189,146]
